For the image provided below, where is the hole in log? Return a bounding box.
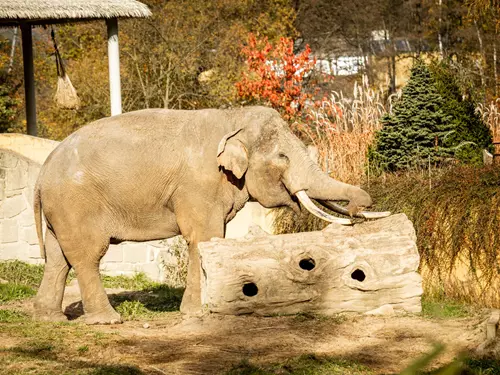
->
[242,282,258,297]
[299,258,316,271]
[351,269,366,282]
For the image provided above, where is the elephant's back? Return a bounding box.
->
[37,108,230,196]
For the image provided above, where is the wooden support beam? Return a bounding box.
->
[106,18,122,116]
[20,24,37,136]
[199,214,422,316]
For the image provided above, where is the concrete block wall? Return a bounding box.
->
[0,134,276,282]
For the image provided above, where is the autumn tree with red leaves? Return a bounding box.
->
[236,33,323,120]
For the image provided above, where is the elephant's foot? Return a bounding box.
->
[82,309,122,325]
[180,293,203,316]
[33,298,68,322]
[33,309,68,322]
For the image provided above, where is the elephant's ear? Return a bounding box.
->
[217,129,248,179]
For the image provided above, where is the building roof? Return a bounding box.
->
[0,0,151,25]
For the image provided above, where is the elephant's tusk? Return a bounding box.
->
[295,190,353,225]
[359,211,392,219]
[317,199,391,219]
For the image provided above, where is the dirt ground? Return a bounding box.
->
[0,282,496,375]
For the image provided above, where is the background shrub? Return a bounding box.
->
[371,59,454,171]
[429,60,492,164]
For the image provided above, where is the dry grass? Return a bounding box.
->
[368,166,500,309]
[476,99,500,141]
[293,77,397,184]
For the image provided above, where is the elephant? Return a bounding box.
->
[32,106,389,324]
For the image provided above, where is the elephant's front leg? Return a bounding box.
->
[176,205,224,315]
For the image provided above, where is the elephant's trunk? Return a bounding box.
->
[283,148,390,224]
[286,160,371,207]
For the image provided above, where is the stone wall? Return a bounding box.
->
[0,150,42,264]
[0,134,275,281]
[0,133,59,165]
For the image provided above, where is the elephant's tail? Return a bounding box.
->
[34,182,45,259]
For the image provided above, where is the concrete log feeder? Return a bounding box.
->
[199,213,423,316]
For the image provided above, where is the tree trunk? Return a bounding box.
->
[475,20,486,89]
[199,214,422,316]
[7,27,17,75]
[438,0,444,59]
[494,34,498,97]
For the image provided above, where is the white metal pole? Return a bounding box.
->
[106,18,122,116]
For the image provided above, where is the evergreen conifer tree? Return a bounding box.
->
[372,59,453,171]
[430,61,492,164]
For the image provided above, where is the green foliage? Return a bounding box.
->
[371,59,454,171]
[429,60,492,164]
[0,82,20,133]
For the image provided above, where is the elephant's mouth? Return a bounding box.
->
[294,190,391,226]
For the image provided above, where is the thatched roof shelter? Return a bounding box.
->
[0,0,151,25]
[0,0,151,135]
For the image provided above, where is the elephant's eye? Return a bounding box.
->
[278,152,287,159]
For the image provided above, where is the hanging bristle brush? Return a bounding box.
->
[51,27,80,110]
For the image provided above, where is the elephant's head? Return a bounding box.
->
[217,107,389,225]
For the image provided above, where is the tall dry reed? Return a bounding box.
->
[476,98,500,141]
[293,76,397,184]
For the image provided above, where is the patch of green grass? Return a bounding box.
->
[421,296,471,319]
[225,354,373,375]
[77,345,89,354]
[115,301,152,320]
[99,273,184,320]
[0,260,44,288]
[0,261,43,303]
[0,309,30,323]
[101,273,154,290]
[111,284,184,320]
[0,283,37,303]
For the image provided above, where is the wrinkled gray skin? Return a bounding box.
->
[33,106,372,324]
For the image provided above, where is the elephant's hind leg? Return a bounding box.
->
[33,229,70,322]
[61,237,121,325]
